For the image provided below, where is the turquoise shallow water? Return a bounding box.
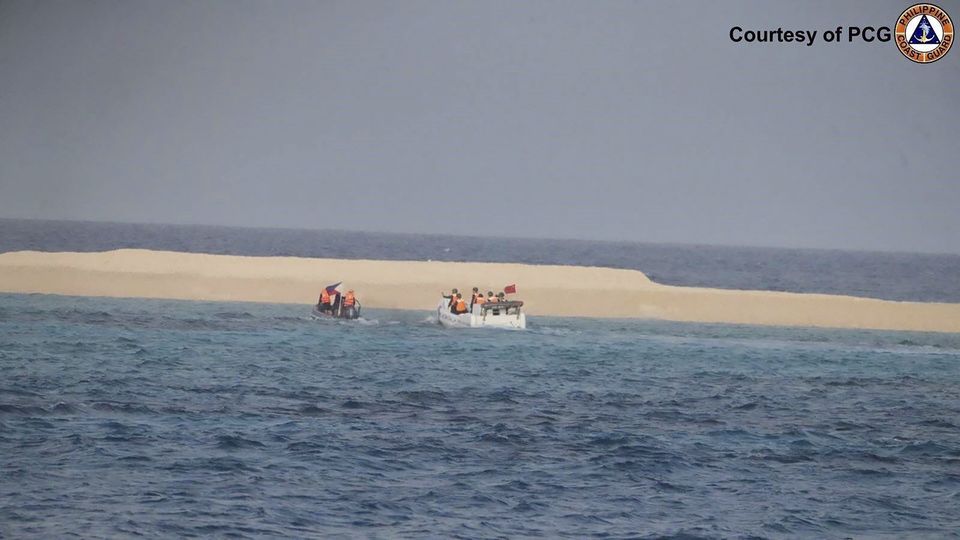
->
[2,293,960,538]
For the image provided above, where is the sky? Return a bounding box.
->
[1,0,958,253]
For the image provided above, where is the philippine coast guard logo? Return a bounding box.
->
[895,3,953,63]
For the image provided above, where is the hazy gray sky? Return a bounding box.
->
[1,0,958,252]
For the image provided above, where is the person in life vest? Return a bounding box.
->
[442,288,459,308]
[340,289,358,318]
[452,293,469,314]
[494,292,508,314]
[489,291,505,315]
[472,291,485,313]
[470,287,480,309]
[487,291,496,304]
[319,288,333,313]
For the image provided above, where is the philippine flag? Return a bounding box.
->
[503,284,517,294]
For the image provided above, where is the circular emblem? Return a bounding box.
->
[895,3,953,63]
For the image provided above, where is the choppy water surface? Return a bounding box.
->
[2,294,959,538]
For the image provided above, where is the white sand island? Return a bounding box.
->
[1,249,959,333]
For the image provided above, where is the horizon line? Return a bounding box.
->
[2,215,958,258]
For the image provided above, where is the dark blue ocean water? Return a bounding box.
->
[2,293,959,538]
[3,218,960,302]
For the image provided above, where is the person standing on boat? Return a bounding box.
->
[318,288,333,313]
[318,282,342,314]
[487,291,496,304]
[470,287,481,309]
[442,288,459,309]
[343,289,358,318]
[472,291,485,314]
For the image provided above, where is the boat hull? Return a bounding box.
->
[312,304,360,320]
[436,300,526,329]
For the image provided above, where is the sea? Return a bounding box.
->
[1,219,960,538]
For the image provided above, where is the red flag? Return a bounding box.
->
[503,284,517,294]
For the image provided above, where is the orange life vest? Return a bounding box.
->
[455,299,467,313]
[475,296,486,305]
[344,292,356,307]
[321,290,331,304]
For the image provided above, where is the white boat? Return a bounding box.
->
[436,298,527,329]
